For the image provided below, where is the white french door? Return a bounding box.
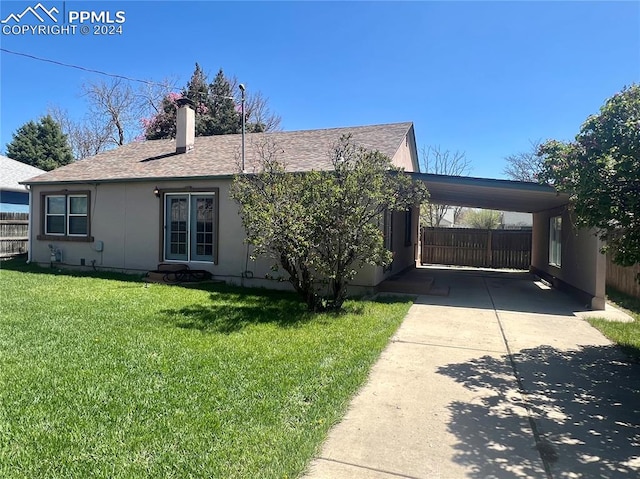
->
[165,193,216,262]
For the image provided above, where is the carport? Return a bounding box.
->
[406,173,607,310]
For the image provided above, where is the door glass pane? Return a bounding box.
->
[165,196,189,260]
[549,216,562,267]
[191,196,214,262]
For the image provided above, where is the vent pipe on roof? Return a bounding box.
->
[176,98,196,154]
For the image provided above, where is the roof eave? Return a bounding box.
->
[22,174,238,187]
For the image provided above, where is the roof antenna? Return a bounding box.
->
[239,83,246,173]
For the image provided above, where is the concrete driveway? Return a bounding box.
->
[303,267,639,479]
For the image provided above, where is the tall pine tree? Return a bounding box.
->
[143,64,275,140]
[207,69,240,135]
[185,63,215,136]
[7,115,74,171]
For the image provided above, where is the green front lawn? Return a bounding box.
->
[588,287,640,360]
[0,260,413,478]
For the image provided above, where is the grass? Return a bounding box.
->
[0,259,413,479]
[588,286,640,361]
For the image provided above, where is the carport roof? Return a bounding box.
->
[411,173,570,213]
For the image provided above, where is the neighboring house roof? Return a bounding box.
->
[0,155,45,192]
[24,122,414,185]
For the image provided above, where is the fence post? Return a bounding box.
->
[486,230,492,268]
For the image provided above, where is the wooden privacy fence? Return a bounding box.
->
[421,227,532,270]
[0,212,29,258]
[606,253,640,299]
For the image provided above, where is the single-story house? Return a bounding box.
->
[23,101,420,293]
[1,155,44,213]
[22,102,607,308]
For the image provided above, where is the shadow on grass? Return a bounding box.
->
[4,257,413,333]
[160,291,399,333]
[437,344,640,478]
[370,294,417,305]
[0,256,145,284]
[0,258,272,294]
[162,289,311,333]
[161,291,411,334]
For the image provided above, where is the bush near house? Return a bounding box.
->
[231,135,427,312]
[0,259,412,479]
[539,84,640,269]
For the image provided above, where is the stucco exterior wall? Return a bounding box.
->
[30,180,285,282]
[28,130,420,294]
[531,207,606,309]
[29,178,416,293]
[390,127,420,172]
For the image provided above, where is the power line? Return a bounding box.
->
[1,47,242,102]
[0,47,171,88]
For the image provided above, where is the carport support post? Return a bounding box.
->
[486,230,493,268]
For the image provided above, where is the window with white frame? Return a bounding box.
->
[45,195,66,234]
[549,215,562,267]
[40,192,90,239]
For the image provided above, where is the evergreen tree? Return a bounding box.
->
[143,64,278,140]
[184,63,214,137]
[7,115,74,171]
[184,63,209,103]
[207,69,240,135]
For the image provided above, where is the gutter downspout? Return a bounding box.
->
[26,184,32,263]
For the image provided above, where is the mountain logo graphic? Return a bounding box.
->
[1,3,59,24]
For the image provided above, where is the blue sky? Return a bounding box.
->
[1,1,638,178]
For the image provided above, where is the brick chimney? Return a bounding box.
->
[176,98,195,154]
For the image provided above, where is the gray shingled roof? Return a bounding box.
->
[1,155,45,191]
[24,122,413,184]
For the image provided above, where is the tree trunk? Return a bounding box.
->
[280,253,323,312]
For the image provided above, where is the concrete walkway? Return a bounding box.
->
[303,268,640,479]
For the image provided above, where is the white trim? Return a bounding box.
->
[549,215,562,268]
[44,194,66,236]
[164,193,189,261]
[67,194,88,237]
[43,193,89,237]
[27,186,33,262]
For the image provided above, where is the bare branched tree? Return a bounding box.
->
[49,106,112,160]
[82,78,140,146]
[420,146,472,227]
[51,77,175,160]
[245,91,282,132]
[139,77,178,115]
[227,74,281,132]
[503,140,544,182]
